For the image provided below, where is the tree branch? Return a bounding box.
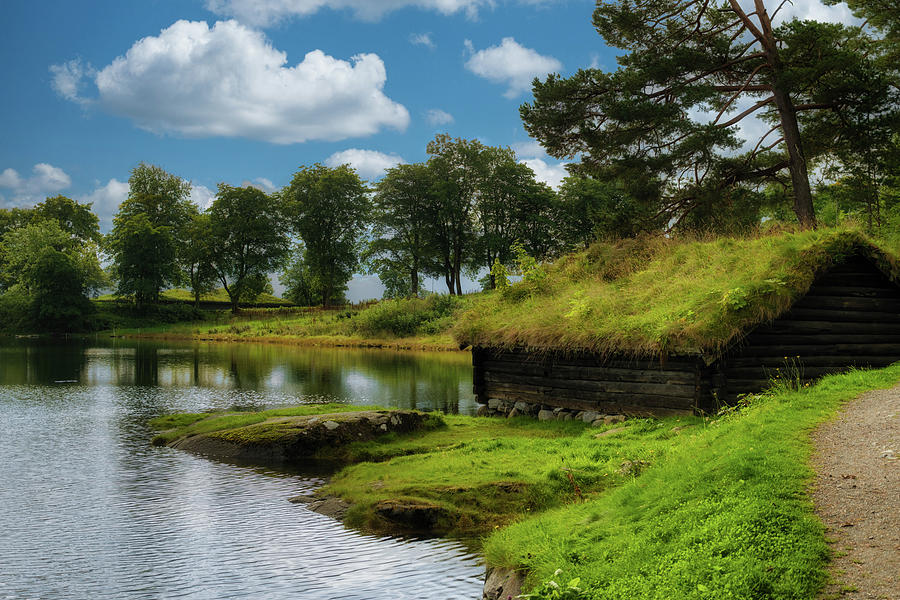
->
[717,96,775,128]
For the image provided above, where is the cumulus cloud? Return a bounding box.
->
[205,0,553,26]
[241,177,277,192]
[425,108,454,126]
[410,32,435,49]
[49,59,94,104]
[189,184,218,209]
[0,163,72,206]
[740,0,861,26]
[76,179,129,231]
[464,37,561,98]
[520,158,568,190]
[51,20,409,144]
[326,148,405,179]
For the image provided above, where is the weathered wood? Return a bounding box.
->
[741,333,900,346]
[790,296,900,311]
[483,351,700,370]
[723,365,890,379]
[780,308,900,323]
[481,361,697,385]
[483,382,695,410]
[814,272,896,287]
[754,320,900,334]
[482,371,697,398]
[804,285,900,298]
[724,355,900,368]
[729,343,900,357]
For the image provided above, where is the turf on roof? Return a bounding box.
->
[453,229,900,357]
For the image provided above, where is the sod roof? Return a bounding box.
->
[454,229,900,357]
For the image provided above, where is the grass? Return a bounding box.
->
[95,287,292,306]
[483,364,900,599]
[454,227,900,356]
[114,294,473,351]
[149,402,382,445]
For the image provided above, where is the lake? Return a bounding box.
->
[0,338,483,599]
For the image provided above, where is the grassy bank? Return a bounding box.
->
[152,364,900,598]
[455,227,900,356]
[113,294,472,351]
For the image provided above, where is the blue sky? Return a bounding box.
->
[1,0,858,298]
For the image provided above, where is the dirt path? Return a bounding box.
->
[812,387,899,600]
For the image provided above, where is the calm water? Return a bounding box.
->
[0,338,482,599]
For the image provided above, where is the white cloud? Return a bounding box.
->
[410,32,435,49]
[52,20,409,144]
[325,148,405,179]
[49,59,94,104]
[77,178,129,231]
[189,184,217,209]
[520,158,568,190]
[425,108,454,126]
[0,163,72,206]
[205,0,556,26]
[464,37,561,98]
[241,177,276,192]
[745,0,861,26]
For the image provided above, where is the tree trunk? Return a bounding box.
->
[411,257,419,298]
[771,86,816,229]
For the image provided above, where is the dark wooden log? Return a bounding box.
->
[482,371,697,398]
[723,365,890,379]
[740,333,900,346]
[724,355,900,368]
[754,321,900,334]
[728,343,900,357]
[790,296,900,311]
[483,382,695,410]
[814,272,896,287]
[481,361,697,385]
[804,285,900,298]
[780,308,900,323]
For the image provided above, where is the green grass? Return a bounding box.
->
[482,365,900,599]
[149,402,382,445]
[455,227,900,355]
[114,294,474,350]
[96,287,292,306]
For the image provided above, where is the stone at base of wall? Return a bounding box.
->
[482,566,525,600]
[476,400,628,426]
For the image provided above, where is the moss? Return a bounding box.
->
[454,227,900,356]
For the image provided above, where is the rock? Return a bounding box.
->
[482,567,525,600]
[374,499,448,533]
[323,420,340,430]
[591,419,606,427]
[553,407,565,414]
[562,412,574,421]
[514,401,532,414]
[488,398,502,410]
[594,426,627,439]
[507,408,521,418]
[476,404,490,417]
[618,459,650,476]
[581,410,599,423]
[538,409,555,421]
[604,414,626,424]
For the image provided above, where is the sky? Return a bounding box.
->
[0,0,859,299]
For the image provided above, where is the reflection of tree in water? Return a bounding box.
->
[133,344,159,386]
[0,340,88,385]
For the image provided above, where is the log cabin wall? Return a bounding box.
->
[472,347,701,417]
[714,255,900,403]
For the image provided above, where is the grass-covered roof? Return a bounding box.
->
[454,228,900,357]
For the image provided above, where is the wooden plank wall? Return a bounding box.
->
[717,256,900,402]
[472,347,700,416]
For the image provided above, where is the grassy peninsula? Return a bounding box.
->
[152,364,900,599]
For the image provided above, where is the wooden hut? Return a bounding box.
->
[466,234,900,419]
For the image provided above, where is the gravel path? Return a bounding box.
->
[812,387,899,600]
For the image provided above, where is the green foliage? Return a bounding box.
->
[207,184,289,312]
[520,571,587,600]
[456,228,896,354]
[556,176,655,245]
[285,163,370,306]
[351,294,470,338]
[107,163,194,307]
[280,246,325,306]
[490,258,510,291]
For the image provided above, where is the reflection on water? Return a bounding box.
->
[0,337,476,414]
[0,339,482,599]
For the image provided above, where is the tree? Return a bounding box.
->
[181,210,218,309]
[107,163,193,308]
[207,184,289,313]
[473,151,559,288]
[366,163,434,298]
[521,0,897,231]
[285,164,369,307]
[0,219,104,331]
[280,245,324,306]
[33,196,101,244]
[425,134,487,294]
[556,176,658,246]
